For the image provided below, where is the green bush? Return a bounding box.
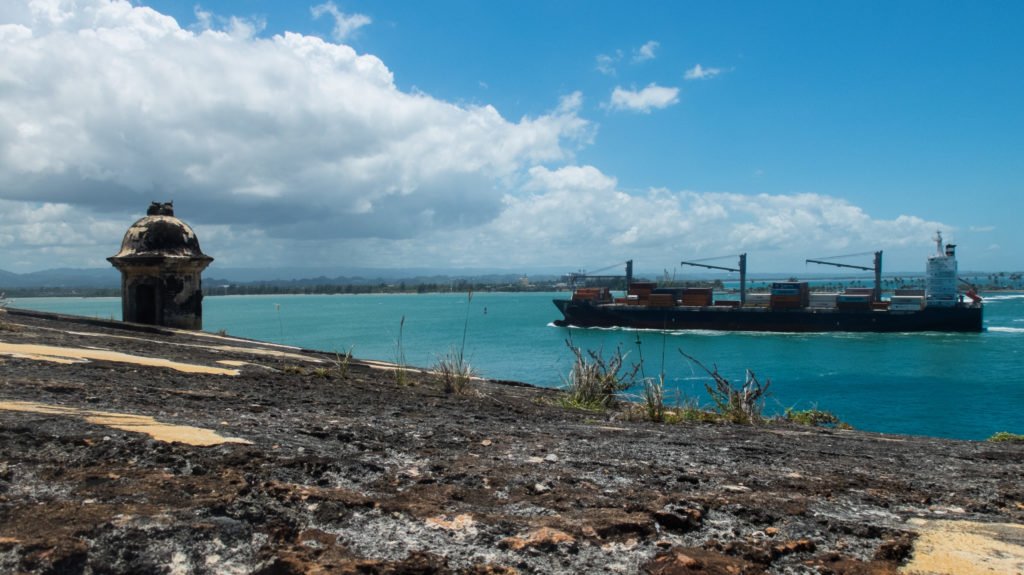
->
[987,431,1024,443]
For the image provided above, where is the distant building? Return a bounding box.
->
[108,202,213,330]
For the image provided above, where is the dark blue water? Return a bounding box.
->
[10,292,1024,440]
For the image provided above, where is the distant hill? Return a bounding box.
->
[0,266,557,290]
[0,268,120,289]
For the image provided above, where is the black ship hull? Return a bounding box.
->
[553,299,984,333]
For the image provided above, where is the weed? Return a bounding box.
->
[434,345,477,395]
[216,328,228,337]
[638,375,667,422]
[430,290,478,395]
[0,293,13,332]
[559,340,640,410]
[282,365,305,375]
[312,367,331,379]
[333,347,354,379]
[987,431,1024,443]
[393,315,409,386]
[0,315,20,332]
[680,349,770,424]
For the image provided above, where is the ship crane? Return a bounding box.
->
[805,251,883,302]
[958,277,983,303]
[567,260,633,290]
[679,254,747,305]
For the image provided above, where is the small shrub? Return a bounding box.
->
[312,367,331,379]
[0,317,20,332]
[639,376,666,422]
[782,408,849,429]
[559,340,640,411]
[334,347,354,379]
[680,349,770,424]
[0,293,14,332]
[434,345,476,395]
[282,365,305,375]
[987,431,1024,443]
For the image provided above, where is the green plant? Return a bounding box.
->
[987,431,1024,443]
[782,407,849,428]
[282,364,305,375]
[312,366,331,379]
[680,349,770,424]
[559,340,640,410]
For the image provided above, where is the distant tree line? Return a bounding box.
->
[2,272,1021,298]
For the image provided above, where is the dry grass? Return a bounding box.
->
[559,341,640,411]
[433,346,476,395]
[680,349,770,424]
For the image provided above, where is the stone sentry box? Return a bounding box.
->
[107,202,213,330]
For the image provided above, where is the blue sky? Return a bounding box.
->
[0,1,1020,275]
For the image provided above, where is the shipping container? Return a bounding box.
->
[647,293,676,308]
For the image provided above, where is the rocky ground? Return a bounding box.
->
[1,307,1022,575]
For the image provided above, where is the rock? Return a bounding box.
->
[643,547,755,575]
[531,482,552,494]
[499,527,576,552]
[653,505,703,534]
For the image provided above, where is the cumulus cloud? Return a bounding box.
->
[684,64,721,80]
[0,0,591,270]
[606,84,680,113]
[0,1,957,274]
[435,167,950,271]
[311,1,371,41]
[633,40,659,63]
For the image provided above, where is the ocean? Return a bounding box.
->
[8,292,1024,441]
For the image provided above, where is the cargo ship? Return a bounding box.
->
[553,233,983,333]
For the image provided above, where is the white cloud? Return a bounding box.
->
[606,84,680,113]
[596,50,622,76]
[0,1,966,275]
[0,0,591,271]
[433,169,950,271]
[633,40,659,62]
[684,64,721,80]
[311,1,371,41]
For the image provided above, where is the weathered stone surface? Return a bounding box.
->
[1,309,1023,574]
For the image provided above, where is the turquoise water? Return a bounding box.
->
[9,292,1024,440]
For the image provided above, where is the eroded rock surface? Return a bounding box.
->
[1,308,1022,574]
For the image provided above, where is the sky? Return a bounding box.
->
[1,0,1021,276]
